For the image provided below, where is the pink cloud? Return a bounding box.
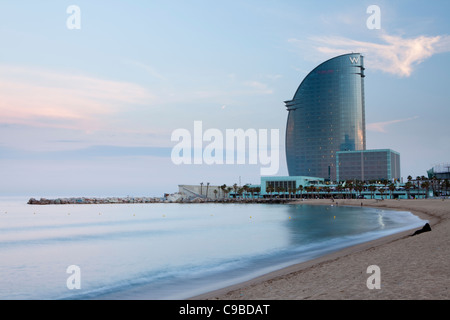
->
[290,33,450,77]
[367,116,419,133]
[0,65,155,131]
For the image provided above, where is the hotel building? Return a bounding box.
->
[285,53,366,181]
[283,53,401,183]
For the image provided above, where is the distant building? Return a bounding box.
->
[260,176,324,195]
[427,164,450,180]
[179,185,225,199]
[336,149,401,182]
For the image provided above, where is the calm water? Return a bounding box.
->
[0,197,426,300]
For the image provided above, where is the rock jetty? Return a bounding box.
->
[27,197,163,205]
[27,194,294,205]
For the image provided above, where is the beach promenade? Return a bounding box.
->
[195,199,449,300]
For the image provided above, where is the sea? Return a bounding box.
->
[0,196,426,300]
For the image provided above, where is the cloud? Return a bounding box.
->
[0,65,155,131]
[291,33,450,77]
[243,81,273,94]
[265,74,283,80]
[367,116,419,133]
[123,60,166,80]
[0,145,171,161]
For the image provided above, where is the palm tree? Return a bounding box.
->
[213,189,218,199]
[304,186,313,199]
[355,184,363,199]
[279,186,285,198]
[416,176,421,190]
[297,185,304,199]
[267,186,274,199]
[315,186,321,199]
[336,185,343,199]
[233,183,238,198]
[226,187,232,199]
[220,184,227,199]
[311,186,317,199]
[444,179,450,196]
[322,186,330,199]
[248,186,254,199]
[256,186,261,198]
[289,187,296,199]
[242,184,250,199]
[304,186,310,198]
[237,187,243,199]
[382,179,389,190]
[404,181,413,199]
[388,183,396,199]
[431,177,440,197]
[347,181,354,199]
[368,185,377,199]
[206,182,210,199]
[275,186,281,198]
[378,186,385,200]
[421,181,430,198]
[437,178,443,196]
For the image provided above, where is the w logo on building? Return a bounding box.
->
[349,56,360,64]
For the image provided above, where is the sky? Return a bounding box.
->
[1,0,449,197]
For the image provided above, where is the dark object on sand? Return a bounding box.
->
[411,223,432,236]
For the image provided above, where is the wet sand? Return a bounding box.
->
[193,199,449,300]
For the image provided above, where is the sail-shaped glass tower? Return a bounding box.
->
[285,53,366,181]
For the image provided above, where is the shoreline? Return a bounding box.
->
[192,199,449,300]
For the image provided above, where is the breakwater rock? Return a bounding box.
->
[27,196,294,205]
[27,197,163,205]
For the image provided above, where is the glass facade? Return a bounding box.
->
[427,165,450,180]
[336,149,401,182]
[285,53,366,181]
[266,180,296,192]
[260,176,324,195]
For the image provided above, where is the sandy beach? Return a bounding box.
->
[193,199,450,300]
